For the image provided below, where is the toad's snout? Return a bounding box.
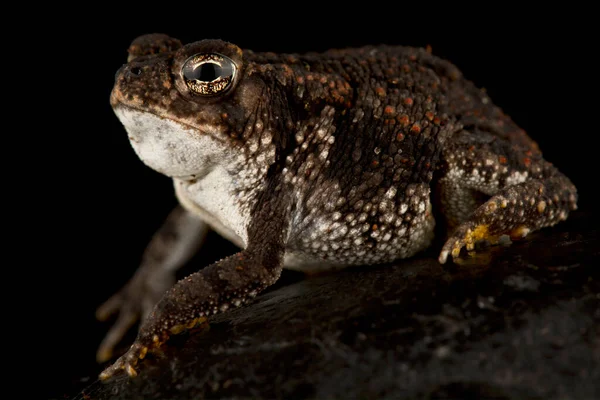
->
[110,63,150,108]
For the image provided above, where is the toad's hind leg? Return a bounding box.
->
[435,131,577,264]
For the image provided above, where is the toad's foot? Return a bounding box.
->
[439,222,499,264]
[99,316,207,380]
[99,342,147,380]
[438,176,577,264]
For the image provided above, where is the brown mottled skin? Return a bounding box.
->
[98,34,577,379]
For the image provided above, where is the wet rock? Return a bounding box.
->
[78,211,599,399]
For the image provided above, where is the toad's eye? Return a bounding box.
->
[182,53,237,96]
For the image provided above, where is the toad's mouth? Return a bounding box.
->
[110,86,227,139]
[113,105,227,180]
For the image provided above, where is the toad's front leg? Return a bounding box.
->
[99,187,292,380]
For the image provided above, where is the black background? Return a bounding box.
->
[26,7,594,399]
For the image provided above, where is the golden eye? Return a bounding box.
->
[182,53,237,96]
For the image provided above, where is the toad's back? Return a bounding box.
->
[238,45,544,268]
[245,45,539,150]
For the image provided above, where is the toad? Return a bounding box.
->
[98,34,577,379]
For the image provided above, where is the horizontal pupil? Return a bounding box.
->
[197,62,220,82]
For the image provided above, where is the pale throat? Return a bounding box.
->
[114,106,230,180]
[115,106,267,248]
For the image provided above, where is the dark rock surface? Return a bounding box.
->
[76,211,599,399]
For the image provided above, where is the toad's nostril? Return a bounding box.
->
[130,66,143,76]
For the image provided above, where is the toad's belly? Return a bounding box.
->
[175,175,435,273]
[282,217,435,272]
[282,194,436,271]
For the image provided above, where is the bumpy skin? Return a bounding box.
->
[99,34,577,379]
